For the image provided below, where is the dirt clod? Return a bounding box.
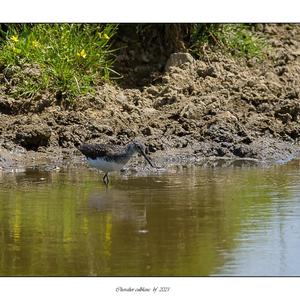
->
[15,125,51,150]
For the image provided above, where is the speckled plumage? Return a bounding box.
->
[77,143,132,163]
[77,141,154,185]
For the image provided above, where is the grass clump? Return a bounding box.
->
[191,24,267,59]
[0,24,118,100]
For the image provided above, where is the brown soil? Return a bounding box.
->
[1,24,300,170]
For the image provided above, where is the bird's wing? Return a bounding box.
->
[77,144,122,159]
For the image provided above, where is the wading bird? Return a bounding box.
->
[78,141,154,185]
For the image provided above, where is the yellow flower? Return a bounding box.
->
[103,33,110,40]
[77,49,87,58]
[10,35,19,43]
[32,40,40,48]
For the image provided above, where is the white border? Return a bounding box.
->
[1,0,300,22]
[1,277,300,300]
[1,1,300,300]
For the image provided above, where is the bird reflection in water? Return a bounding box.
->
[87,189,148,233]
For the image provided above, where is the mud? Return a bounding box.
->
[1,24,300,171]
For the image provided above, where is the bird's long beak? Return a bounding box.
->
[140,150,155,168]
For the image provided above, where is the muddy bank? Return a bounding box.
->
[1,24,300,170]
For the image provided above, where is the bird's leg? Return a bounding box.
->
[103,173,107,185]
[103,173,109,186]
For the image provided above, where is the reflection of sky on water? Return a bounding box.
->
[215,190,300,276]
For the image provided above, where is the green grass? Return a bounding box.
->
[191,24,267,59]
[0,24,118,100]
[0,24,268,101]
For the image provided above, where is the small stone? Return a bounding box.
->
[141,127,153,136]
[116,92,127,102]
[165,52,195,72]
[197,66,217,78]
[216,111,238,122]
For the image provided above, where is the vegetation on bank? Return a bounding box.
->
[0,24,266,101]
[191,24,267,59]
[0,24,118,99]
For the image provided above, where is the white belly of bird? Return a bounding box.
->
[87,157,125,173]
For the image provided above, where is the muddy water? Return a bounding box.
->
[1,160,300,276]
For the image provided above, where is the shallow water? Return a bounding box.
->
[1,159,300,276]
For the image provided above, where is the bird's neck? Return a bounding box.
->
[126,143,137,156]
